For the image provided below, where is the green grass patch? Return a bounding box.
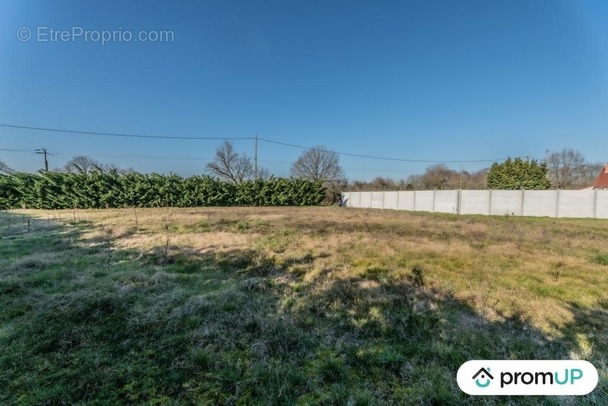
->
[591,253,608,266]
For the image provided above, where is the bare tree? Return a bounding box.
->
[420,164,453,190]
[102,163,136,174]
[206,141,254,183]
[63,155,133,174]
[64,155,102,174]
[257,167,272,180]
[0,159,14,174]
[545,149,601,189]
[345,177,409,191]
[290,146,344,182]
[582,163,605,185]
[405,165,487,190]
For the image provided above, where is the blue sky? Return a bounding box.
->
[1,0,607,180]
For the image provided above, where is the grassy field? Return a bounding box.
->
[0,207,607,405]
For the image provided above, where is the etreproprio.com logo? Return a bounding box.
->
[457,360,598,396]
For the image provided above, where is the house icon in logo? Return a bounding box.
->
[472,367,494,388]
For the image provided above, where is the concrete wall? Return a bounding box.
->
[522,190,556,217]
[460,190,490,215]
[415,191,434,212]
[558,190,595,218]
[398,191,415,211]
[384,191,399,210]
[491,190,523,216]
[342,190,608,219]
[433,190,459,214]
[596,191,608,219]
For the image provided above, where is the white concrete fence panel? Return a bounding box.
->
[414,191,434,212]
[397,191,415,211]
[558,190,595,218]
[384,191,399,210]
[342,190,608,219]
[434,190,459,214]
[522,190,556,217]
[460,190,491,215]
[490,190,523,216]
[595,191,608,219]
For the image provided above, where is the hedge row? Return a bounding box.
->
[0,172,325,209]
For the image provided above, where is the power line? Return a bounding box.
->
[257,138,509,163]
[0,123,253,141]
[1,122,522,163]
[0,148,201,162]
[52,152,203,161]
[0,147,34,153]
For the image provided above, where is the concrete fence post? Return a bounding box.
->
[521,190,525,216]
[382,191,385,209]
[555,189,560,218]
[413,190,417,212]
[396,191,400,210]
[457,189,462,215]
[593,189,598,219]
[432,190,436,213]
[488,189,493,216]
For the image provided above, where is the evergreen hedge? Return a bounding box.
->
[0,172,325,209]
[487,158,551,190]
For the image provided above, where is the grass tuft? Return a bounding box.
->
[411,265,425,287]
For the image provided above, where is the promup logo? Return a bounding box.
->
[472,367,494,388]
[457,360,598,396]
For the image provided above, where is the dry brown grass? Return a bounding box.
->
[13,206,608,340]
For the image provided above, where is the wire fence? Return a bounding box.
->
[0,213,74,238]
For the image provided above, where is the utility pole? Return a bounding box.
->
[254,134,258,179]
[35,148,48,171]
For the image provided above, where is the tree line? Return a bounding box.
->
[343,149,603,191]
[204,143,600,191]
[0,146,602,199]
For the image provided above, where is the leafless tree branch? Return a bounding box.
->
[206,141,254,183]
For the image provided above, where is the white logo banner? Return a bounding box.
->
[457,360,598,396]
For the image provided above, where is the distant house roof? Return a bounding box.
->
[593,164,608,189]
